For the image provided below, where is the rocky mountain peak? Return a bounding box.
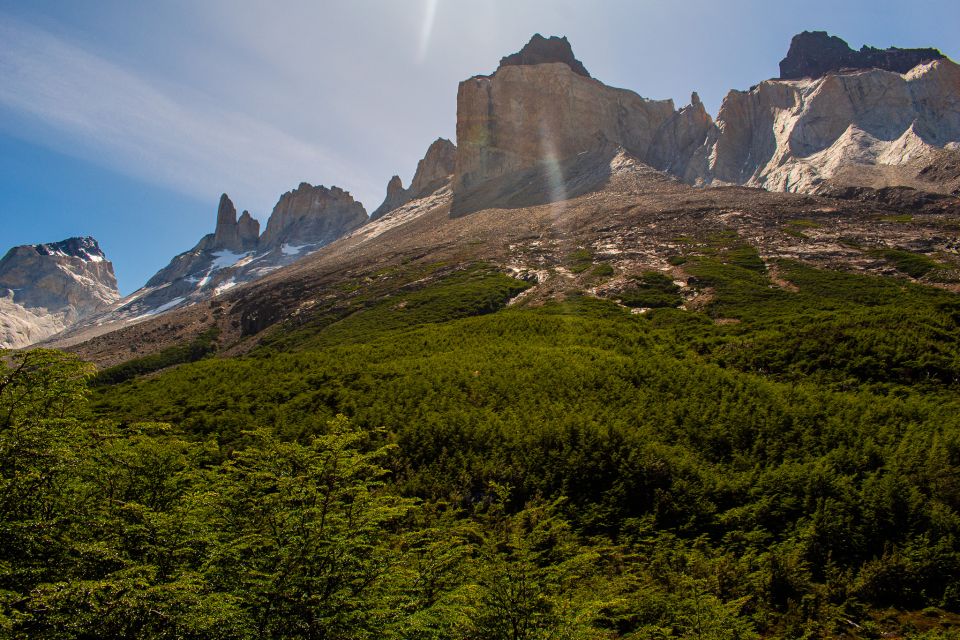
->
[779,31,946,80]
[259,183,367,249]
[409,138,457,196]
[497,34,590,78]
[372,139,458,220]
[237,210,260,249]
[34,236,107,262]
[0,236,119,348]
[453,36,710,213]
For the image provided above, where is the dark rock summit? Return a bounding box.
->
[779,31,945,80]
[371,176,408,221]
[497,34,591,78]
[33,236,109,261]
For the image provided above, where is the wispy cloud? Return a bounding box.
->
[0,16,369,216]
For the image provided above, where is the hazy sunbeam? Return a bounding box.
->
[417,0,440,62]
[539,122,567,223]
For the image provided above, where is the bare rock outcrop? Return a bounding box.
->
[451,32,959,209]
[779,31,946,80]
[497,33,590,78]
[84,184,368,330]
[0,237,119,348]
[371,138,457,220]
[693,56,960,193]
[237,211,260,249]
[210,194,260,252]
[452,36,712,212]
[259,183,367,249]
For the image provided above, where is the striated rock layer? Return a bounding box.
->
[0,237,119,348]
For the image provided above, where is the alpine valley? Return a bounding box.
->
[4,31,960,640]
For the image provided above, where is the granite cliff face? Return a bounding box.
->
[451,32,960,207]
[211,194,260,252]
[452,38,714,212]
[779,31,946,80]
[0,237,119,348]
[260,183,367,249]
[372,138,457,220]
[693,56,960,194]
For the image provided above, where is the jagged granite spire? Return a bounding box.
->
[212,193,241,251]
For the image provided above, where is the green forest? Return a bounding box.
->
[3,245,960,638]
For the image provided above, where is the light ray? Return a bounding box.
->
[417,0,440,63]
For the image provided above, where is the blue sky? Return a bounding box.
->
[2,0,958,293]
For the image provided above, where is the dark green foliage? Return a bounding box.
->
[591,263,615,277]
[618,271,683,308]
[869,248,944,279]
[262,265,530,352]
[6,242,960,637]
[91,327,220,386]
[567,248,594,273]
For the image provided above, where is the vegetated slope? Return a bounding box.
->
[59,149,960,368]
[80,225,960,637]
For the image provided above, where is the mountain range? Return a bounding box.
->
[6,29,960,638]
[2,30,958,354]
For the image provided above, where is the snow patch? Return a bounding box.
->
[281,243,307,256]
[210,250,248,270]
[214,280,237,295]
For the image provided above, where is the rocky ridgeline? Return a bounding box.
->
[0,237,119,348]
[107,185,368,325]
[11,30,960,348]
[449,32,960,213]
[262,183,367,248]
[371,138,457,220]
[497,33,591,78]
[779,31,946,80]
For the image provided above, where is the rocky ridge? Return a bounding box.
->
[32,31,960,355]
[0,237,119,349]
[81,186,367,330]
[779,31,946,80]
[497,33,591,78]
[450,32,960,213]
[371,138,457,220]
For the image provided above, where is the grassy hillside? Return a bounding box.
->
[5,247,960,638]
